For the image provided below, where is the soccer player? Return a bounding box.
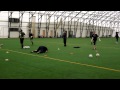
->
[19,30,25,49]
[31,46,48,54]
[63,31,67,46]
[29,32,34,45]
[115,32,119,44]
[91,32,101,50]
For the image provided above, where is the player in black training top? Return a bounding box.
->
[115,32,119,44]
[31,46,48,54]
[29,32,34,45]
[91,32,101,50]
[63,31,67,46]
[19,30,25,49]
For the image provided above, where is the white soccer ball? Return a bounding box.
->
[5,59,9,61]
[6,51,9,53]
[96,53,100,57]
[89,54,93,58]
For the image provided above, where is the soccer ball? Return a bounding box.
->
[96,53,100,57]
[6,51,9,53]
[89,54,93,58]
[5,59,9,61]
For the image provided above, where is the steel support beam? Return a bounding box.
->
[8,11,13,38]
[28,11,36,34]
[19,11,25,30]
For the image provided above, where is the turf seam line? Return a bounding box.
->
[0,48,120,72]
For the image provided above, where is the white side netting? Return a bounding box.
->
[10,31,19,38]
[0,27,30,38]
[20,27,29,38]
[0,27,8,38]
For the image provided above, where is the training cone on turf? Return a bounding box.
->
[96,50,98,53]
[58,48,60,50]
[70,52,74,54]
[44,55,47,56]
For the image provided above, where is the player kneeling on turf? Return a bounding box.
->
[31,46,48,54]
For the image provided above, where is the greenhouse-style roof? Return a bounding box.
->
[1,11,120,30]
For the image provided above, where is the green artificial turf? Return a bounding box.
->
[0,37,120,79]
